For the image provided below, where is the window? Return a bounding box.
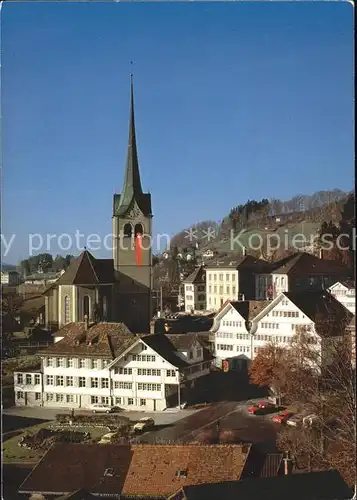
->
[115,397,122,405]
[67,358,74,368]
[66,376,74,387]
[64,295,71,324]
[219,273,223,281]
[226,274,230,281]
[132,354,155,362]
[91,378,99,388]
[17,391,24,399]
[91,396,99,404]
[189,351,193,359]
[46,375,54,385]
[214,274,217,281]
[79,377,86,387]
[219,286,223,294]
[57,358,65,368]
[35,392,41,401]
[217,344,233,351]
[56,394,64,402]
[116,381,132,390]
[26,374,32,385]
[102,360,109,368]
[137,368,160,376]
[101,397,109,405]
[226,286,230,294]
[56,376,64,386]
[214,286,217,293]
[232,287,236,295]
[91,359,98,369]
[17,374,23,384]
[102,296,108,320]
[166,370,176,377]
[79,359,86,368]
[116,367,133,375]
[232,274,236,282]
[101,378,109,389]
[35,374,41,385]
[137,383,161,391]
[46,393,54,401]
[128,398,134,405]
[208,285,212,293]
[66,394,74,403]
[83,295,90,319]
[196,348,202,357]
[140,399,146,406]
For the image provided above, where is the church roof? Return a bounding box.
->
[115,76,152,218]
[54,251,115,286]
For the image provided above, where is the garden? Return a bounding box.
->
[2,412,135,463]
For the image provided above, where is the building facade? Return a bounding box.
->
[206,255,269,311]
[183,266,206,312]
[210,290,352,371]
[14,323,212,411]
[328,280,355,315]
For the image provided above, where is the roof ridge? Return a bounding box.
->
[84,251,100,284]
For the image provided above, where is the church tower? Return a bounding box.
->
[112,75,153,333]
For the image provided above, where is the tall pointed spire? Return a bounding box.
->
[115,71,152,218]
[117,73,143,213]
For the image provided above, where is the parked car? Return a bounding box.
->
[248,401,272,414]
[98,432,118,444]
[133,417,155,433]
[272,410,294,424]
[90,404,117,413]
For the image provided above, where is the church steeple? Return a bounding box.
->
[116,74,151,217]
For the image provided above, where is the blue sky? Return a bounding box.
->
[1,2,354,264]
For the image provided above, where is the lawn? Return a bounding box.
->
[2,423,109,463]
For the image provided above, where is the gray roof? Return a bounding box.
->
[269,252,349,275]
[53,251,115,286]
[205,255,270,272]
[183,265,206,284]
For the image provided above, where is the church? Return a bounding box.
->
[44,77,153,334]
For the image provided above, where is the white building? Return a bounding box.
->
[211,290,353,371]
[14,322,212,412]
[1,270,21,285]
[328,280,355,315]
[183,265,206,313]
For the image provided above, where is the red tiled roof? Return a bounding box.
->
[38,322,135,358]
[19,443,251,498]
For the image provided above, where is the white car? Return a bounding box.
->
[90,403,114,413]
[133,417,155,433]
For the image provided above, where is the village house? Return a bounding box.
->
[328,280,355,315]
[13,321,212,411]
[255,252,350,300]
[18,442,253,499]
[1,269,21,285]
[183,265,206,313]
[210,290,353,371]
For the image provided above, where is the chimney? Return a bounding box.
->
[283,451,293,475]
[242,246,246,257]
[84,315,89,330]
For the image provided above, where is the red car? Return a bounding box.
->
[248,401,270,414]
[272,410,294,424]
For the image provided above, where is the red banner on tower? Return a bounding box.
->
[135,233,142,266]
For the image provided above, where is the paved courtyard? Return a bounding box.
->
[2,405,199,431]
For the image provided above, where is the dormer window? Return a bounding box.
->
[104,468,114,477]
[176,469,188,478]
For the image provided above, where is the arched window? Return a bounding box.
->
[123,223,133,238]
[64,296,71,324]
[83,295,90,320]
[134,223,144,236]
[102,296,108,321]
